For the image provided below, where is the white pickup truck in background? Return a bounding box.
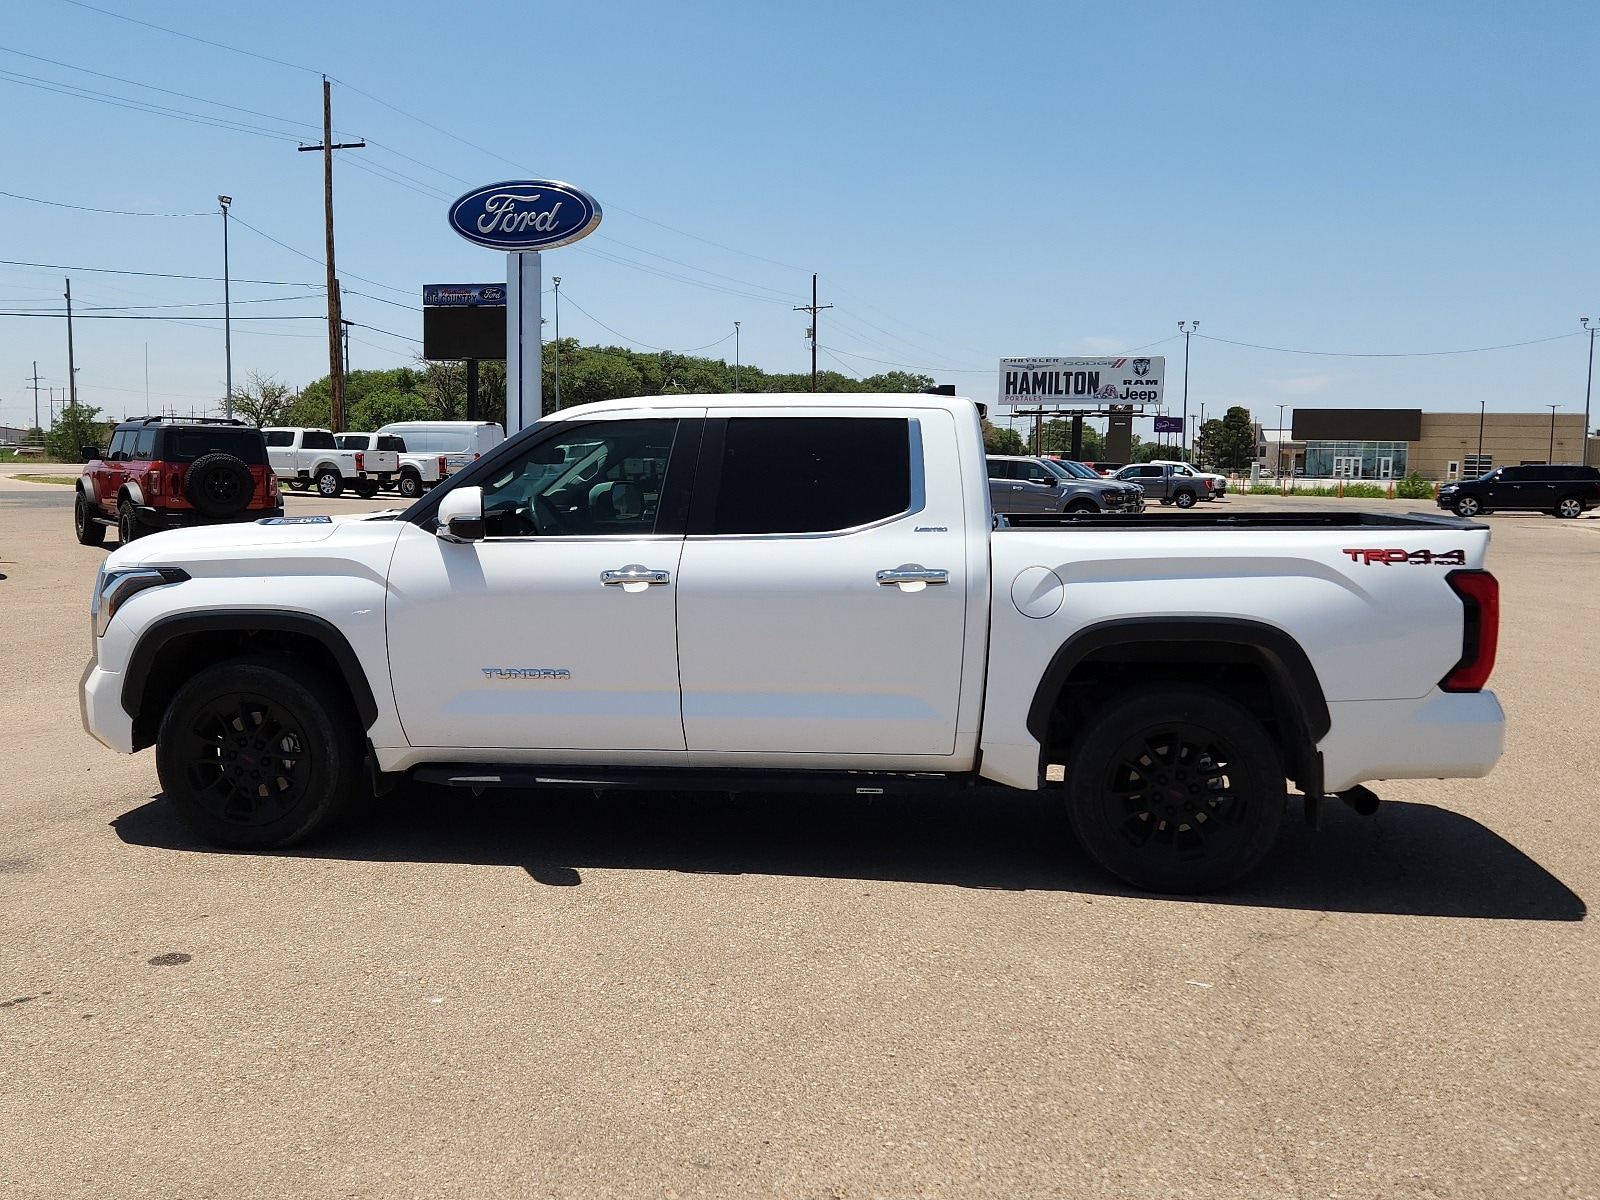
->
[264,427,399,499]
[82,392,1503,894]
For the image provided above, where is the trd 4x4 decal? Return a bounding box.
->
[1342,548,1466,566]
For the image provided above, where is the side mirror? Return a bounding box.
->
[80,445,100,462]
[435,485,485,543]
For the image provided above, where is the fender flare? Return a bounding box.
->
[1026,616,1331,779]
[121,609,380,730]
[77,475,99,506]
[118,480,146,507]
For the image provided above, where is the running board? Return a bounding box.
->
[410,764,969,796]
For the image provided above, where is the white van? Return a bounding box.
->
[374,421,505,494]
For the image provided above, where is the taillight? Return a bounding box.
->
[1441,569,1499,692]
[147,470,161,495]
[438,454,448,476]
[354,451,364,471]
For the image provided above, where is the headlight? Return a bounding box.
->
[92,566,189,638]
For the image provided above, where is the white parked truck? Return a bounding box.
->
[81,392,1503,892]
[263,427,399,499]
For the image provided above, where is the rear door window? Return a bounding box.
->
[708,417,912,535]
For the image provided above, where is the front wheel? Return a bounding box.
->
[1173,489,1197,509]
[1063,684,1286,893]
[396,472,423,499]
[1555,495,1584,519]
[75,491,107,546]
[1064,499,1099,514]
[1454,495,1482,518]
[155,657,363,850]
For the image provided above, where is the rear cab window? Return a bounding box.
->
[162,428,267,465]
[301,430,338,450]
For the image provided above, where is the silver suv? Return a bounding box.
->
[987,456,1145,514]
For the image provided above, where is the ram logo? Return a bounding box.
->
[481,668,572,680]
[1132,358,1152,377]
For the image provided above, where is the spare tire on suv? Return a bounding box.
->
[186,452,255,517]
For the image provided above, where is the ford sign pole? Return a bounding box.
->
[505,252,541,431]
[447,180,602,436]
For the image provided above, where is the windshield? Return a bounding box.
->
[161,427,266,464]
[1056,459,1100,479]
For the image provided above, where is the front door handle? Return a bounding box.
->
[601,565,671,591]
[876,564,949,589]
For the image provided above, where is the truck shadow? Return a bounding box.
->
[114,785,1584,921]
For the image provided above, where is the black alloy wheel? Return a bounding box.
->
[117,499,142,545]
[1555,495,1584,519]
[397,472,423,499]
[1173,489,1198,508]
[1064,684,1286,893]
[156,658,362,849]
[1454,495,1482,518]
[75,490,106,546]
[185,452,255,517]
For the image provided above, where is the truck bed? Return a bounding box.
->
[997,510,1478,531]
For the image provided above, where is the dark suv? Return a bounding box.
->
[1437,464,1600,519]
[75,416,282,546]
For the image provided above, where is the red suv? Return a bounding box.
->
[75,417,282,546]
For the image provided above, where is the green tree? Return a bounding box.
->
[230,370,293,428]
[1038,419,1105,460]
[45,401,109,461]
[1209,406,1256,469]
[982,420,1026,455]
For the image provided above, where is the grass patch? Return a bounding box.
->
[15,473,78,486]
[1245,481,1394,498]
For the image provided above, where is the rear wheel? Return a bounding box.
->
[75,491,106,546]
[155,657,362,850]
[1555,495,1584,519]
[1063,684,1286,893]
[314,468,343,498]
[1454,495,1482,518]
[353,478,380,499]
[117,499,142,545]
[288,479,310,492]
[397,471,423,499]
[1173,489,1198,508]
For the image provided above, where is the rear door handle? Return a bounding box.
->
[601,565,671,589]
[877,564,949,585]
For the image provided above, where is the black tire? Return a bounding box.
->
[1454,495,1482,518]
[75,490,106,546]
[155,657,363,850]
[1554,494,1584,519]
[117,499,142,545]
[185,452,255,517]
[1173,489,1198,509]
[313,468,343,499]
[353,478,380,499]
[1064,499,1099,514]
[397,471,423,499]
[1063,684,1286,893]
[288,479,310,492]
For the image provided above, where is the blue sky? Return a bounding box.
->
[2,0,1597,438]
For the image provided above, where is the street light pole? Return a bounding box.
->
[1276,403,1288,478]
[1546,403,1559,463]
[219,195,233,419]
[552,276,561,409]
[1477,398,1487,465]
[1177,320,1198,459]
[734,321,741,392]
[1583,318,1596,467]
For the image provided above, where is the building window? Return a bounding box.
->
[1303,440,1409,480]
[1446,460,1460,480]
[1463,453,1493,477]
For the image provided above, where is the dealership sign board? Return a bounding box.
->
[999,356,1164,407]
[447,180,602,251]
[422,283,507,307]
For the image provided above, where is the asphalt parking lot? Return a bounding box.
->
[2,467,1596,1199]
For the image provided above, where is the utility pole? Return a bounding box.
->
[1178,320,1199,459]
[1546,403,1559,463]
[30,362,40,437]
[552,276,562,408]
[1477,399,1487,465]
[1583,318,1596,467]
[733,320,741,392]
[64,278,78,409]
[793,274,832,392]
[219,195,233,419]
[298,77,365,432]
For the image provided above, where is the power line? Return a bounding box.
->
[0,188,208,217]
[819,345,990,374]
[0,66,303,142]
[0,257,315,285]
[226,215,414,298]
[56,0,323,77]
[1195,331,1583,358]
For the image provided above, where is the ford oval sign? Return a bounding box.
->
[447,180,602,251]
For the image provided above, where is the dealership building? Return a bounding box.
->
[1283,408,1598,480]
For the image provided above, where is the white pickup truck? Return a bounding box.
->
[264,427,400,499]
[80,392,1503,892]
